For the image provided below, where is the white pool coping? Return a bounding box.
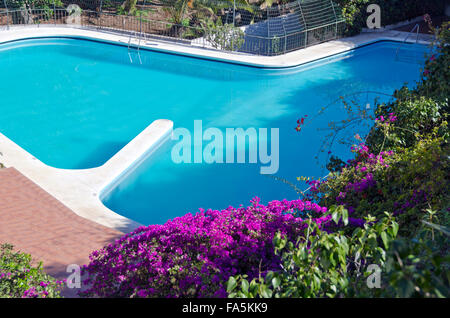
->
[0,25,434,68]
[0,25,434,233]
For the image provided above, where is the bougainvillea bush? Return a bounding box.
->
[79,199,350,298]
[227,211,401,298]
[0,244,63,298]
[306,129,449,236]
[228,205,449,298]
[366,23,449,153]
[307,21,450,235]
[227,133,449,297]
[417,21,450,102]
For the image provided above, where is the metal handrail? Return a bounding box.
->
[395,23,420,60]
[137,31,142,64]
[127,31,133,63]
[406,23,420,43]
[127,31,142,64]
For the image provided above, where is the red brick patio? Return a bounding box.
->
[0,167,123,295]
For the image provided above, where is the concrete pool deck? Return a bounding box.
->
[0,25,434,233]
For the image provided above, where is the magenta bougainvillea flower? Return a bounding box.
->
[79,198,360,298]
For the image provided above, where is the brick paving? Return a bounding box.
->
[0,167,123,296]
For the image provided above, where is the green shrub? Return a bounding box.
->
[366,21,449,153]
[366,93,448,152]
[417,22,450,102]
[315,128,449,236]
[0,243,63,298]
[227,209,400,298]
[202,18,245,51]
[227,208,449,298]
[379,217,450,298]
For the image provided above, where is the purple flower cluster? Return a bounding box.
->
[18,279,60,298]
[314,137,436,229]
[393,189,430,215]
[345,148,393,170]
[333,147,394,204]
[306,179,323,193]
[0,272,12,279]
[375,113,397,124]
[345,173,376,193]
[22,286,49,298]
[351,143,369,155]
[80,198,331,298]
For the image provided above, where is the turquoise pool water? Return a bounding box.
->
[0,38,429,225]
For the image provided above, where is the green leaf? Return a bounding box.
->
[332,209,340,225]
[381,232,389,249]
[260,285,272,298]
[421,221,450,236]
[391,222,399,237]
[342,208,349,226]
[272,277,281,289]
[227,277,237,293]
[397,279,415,298]
[241,279,249,294]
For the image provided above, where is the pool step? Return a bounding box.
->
[127,31,143,65]
[395,48,427,64]
[127,49,142,65]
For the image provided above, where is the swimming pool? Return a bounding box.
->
[0,37,429,225]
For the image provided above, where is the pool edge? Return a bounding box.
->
[0,25,434,69]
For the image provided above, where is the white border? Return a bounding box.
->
[0,26,433,232]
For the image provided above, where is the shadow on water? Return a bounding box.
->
[101,136,301,225]
[103,163,301,226]
[72,140,128,169]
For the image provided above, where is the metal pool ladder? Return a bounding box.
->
[395,24,420,63]
[127,31,142,65]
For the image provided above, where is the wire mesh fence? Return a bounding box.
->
[0,0,346,56]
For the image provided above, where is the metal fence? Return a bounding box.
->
[0,0,346,56]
